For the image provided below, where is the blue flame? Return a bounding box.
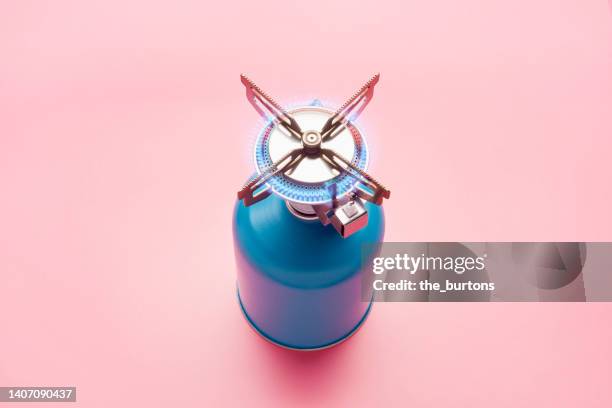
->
[251,101,369,205]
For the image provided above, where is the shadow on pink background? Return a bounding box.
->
[1,1,611,407]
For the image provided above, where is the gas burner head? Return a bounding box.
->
[237,74,390,237]
[255,105,368,205]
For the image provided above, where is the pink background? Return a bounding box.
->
[1,1,612,406]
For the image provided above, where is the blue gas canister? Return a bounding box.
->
[234,74,390,350]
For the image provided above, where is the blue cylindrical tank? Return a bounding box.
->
[233,193,384,350]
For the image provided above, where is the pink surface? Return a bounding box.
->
[1,1,612,406]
